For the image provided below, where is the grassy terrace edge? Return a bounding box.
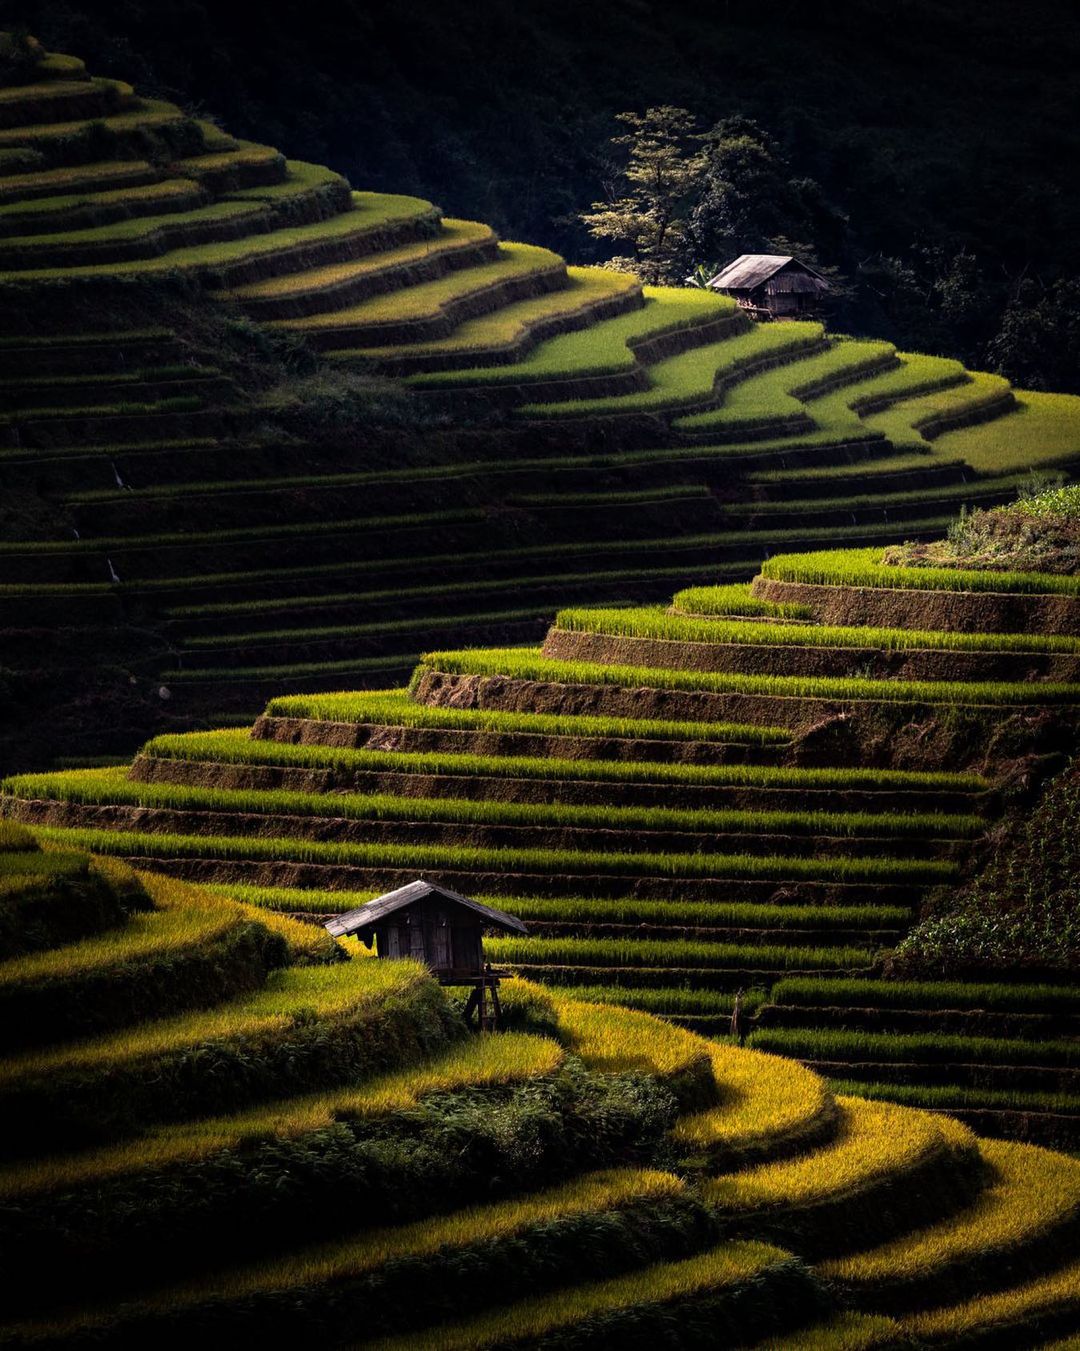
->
[760,548,1080,597]
[413,649,1080,707]
[126,729,989,790]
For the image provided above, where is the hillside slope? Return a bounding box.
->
[3,37,1080,771]
[14,0,1080,294]
[7,541,1080,1148]
[1,822,1079,1345]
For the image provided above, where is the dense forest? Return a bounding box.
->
[6,0,1080,387]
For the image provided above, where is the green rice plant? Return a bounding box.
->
[221,158,346,204]
[419,646,1080,708]
[2,766,983,843]
[0,160,155,206]
[820,1138,1080,1294]
[702,1095,966,1217]
[484,897,913,929]
[0,820,36,852]
[403,285,730,386]
[491,936,877,970]
[935,390,1080,474]
[0,176,201,226]
[0,850,132,961]
[759,546,1080,597]
[810,352,968,425]
[770,977,1080,1014]
[826,1079,1080,1116]
[0,850,82,880]
[671,583,814,620]
[746,450,951,485]
[901,1253,1080,1343]
[544,985,763,1016]
[7,1168,694,1346]
[864,371,1014,447]
[123,516,957,595]
[198,881,381,913]
[272,241,564,333]
[197,885,909,933]
[0,100,188,147]
[18,822,952,886]
[0,190,438,281]
[553,603,1080,654]
[747,1026,1080,1067]
[176,602,555,652]
[719,470,1035,516]
[519,321,823,418]
[222,217,495,301]
[0,503,488,555]
[494,934,875,967]
[671,338,898,432]
[175,143,285,176]
[262,687,789,744]
[168,653,420,684]
[361,1241,806,1351]
[338,265,642,365]
[0,196,268,252]
[136,726,986,792]
[0,1031,563,1201]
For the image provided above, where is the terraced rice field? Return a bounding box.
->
[1,39,1078,750]
[5,539,1079,1151]
[2,35,1080,1342]
[2,821,1080,1344]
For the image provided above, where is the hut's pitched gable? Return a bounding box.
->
[707,254,828,317]
[326,879,527,939]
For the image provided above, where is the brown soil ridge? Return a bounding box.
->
[751,576,1080,636]
[252,714,785,766]
[541,626,1080,684]
[1,797,962,861]
[411,668,1070,771]
[130,751,985,815]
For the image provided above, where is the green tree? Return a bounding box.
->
[987,277,1080,395]
[690,117,846,265]
[578,106,704,284]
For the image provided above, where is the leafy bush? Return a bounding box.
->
[884,482,1080,576]
[895,762,1080,975]
[0,1058,676,1314]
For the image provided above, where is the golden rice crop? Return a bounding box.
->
[700,1097,966,1213]
[0,1032,563,1200]
[10,1167,683,1342]
[902,1254,1080,1342]
[672,1043,833,1160]
[552,994,713,1085]
[821,1139,1080,1288]
[747,1312,902,1350]
[0,886,241,989]
[0,957,427,1084]
[360,1240,790,1351]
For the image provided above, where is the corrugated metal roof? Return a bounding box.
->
[708,254,828,292]
[324,878,528,938]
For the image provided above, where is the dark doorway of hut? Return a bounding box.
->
[324,879,528,1032]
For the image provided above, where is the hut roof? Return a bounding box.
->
[707,254,828,292]
[324,878,528,939]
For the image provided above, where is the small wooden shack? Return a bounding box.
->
[324,879,527,1028]
[707,254,829,319]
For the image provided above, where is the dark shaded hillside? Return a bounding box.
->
[9,0,1080,281]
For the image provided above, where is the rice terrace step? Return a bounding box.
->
[1,16,1080,1349]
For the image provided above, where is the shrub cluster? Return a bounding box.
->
[884,483,1080,576]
